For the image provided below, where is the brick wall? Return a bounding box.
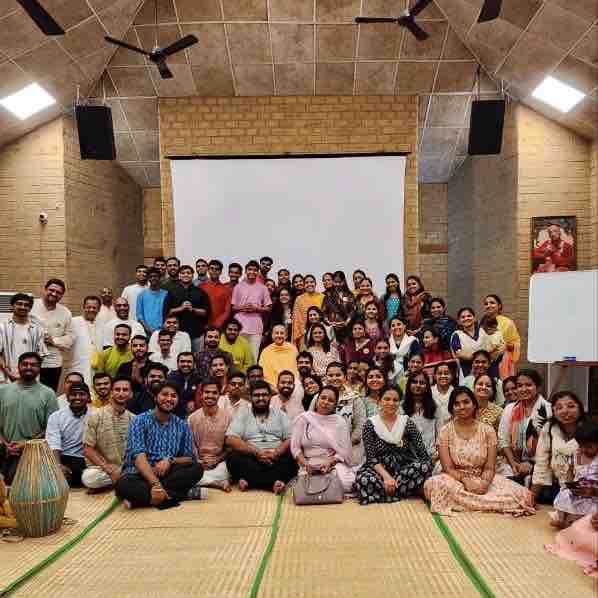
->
[142,187,163,263]
[591,140,598,269]
[157,95,420,277]
[515,105,592,360]
[0,116,143,312]
[448,102,594,363]
[62,116,144,310]
[447,104,519,318]
[419,183,448,300]
[0,119,66,297]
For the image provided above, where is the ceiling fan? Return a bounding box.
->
[478,0,502,23]
[17,0,64,35]
[104,0,198,79]
[355,0,433,41]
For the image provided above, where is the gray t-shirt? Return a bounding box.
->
[226,406,290,450]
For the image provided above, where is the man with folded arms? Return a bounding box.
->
[115,381,203,509]
[225,380,297,494]
[82,376,133,492]
[189,378,233,492]
[46,382,92,487]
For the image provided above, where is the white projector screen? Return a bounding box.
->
[171,155,406,292]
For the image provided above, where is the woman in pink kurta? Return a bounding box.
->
[424,386,534,516]
[291,386,355,493]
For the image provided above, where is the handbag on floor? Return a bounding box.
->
[293,470,344,506]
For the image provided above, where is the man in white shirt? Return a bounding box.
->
[103,297,144,347]
[149,314,191,355]
[97,287,116,326]
[46,381,92,487]
[0,293,47,384]
[149,330,178,372]
[31,278,74,391]
[71,295,105,386]
[121,265,148,321]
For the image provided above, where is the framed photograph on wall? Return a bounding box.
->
[531,216,577,274]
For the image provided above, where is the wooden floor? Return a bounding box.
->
[2,489,596,598]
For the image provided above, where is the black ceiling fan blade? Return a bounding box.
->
[354,16,399,23]
[104,36,151,57]
[157,61,173,79]
[17,0,64,35]
[409,0,434,17]
[400,17,429,41]
[160,34,199,57]
[478,0,502,23]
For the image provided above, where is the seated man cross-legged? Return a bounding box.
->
[225,380,298,494]
[82,376,134,492]
[188,377,233,492]
[115,382,203,509]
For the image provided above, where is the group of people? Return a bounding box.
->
[0,257,596,577]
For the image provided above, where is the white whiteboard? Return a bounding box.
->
[170,155,406,292]
[528,270,598,363]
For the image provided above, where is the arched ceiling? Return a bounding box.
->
[0,1,596,186]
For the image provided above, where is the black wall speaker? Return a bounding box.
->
[467,99,506,155]
[75,105,116,160]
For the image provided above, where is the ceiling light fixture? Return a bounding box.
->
[0,83,56,120]
[531,76,585,113]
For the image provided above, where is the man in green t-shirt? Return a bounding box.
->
[0,352,58,483]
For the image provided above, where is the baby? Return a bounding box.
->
[552,420,598,528]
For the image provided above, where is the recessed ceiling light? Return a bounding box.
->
[0,83,56,120]
[531,76,585,113]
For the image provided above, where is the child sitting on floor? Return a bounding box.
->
[552,420,598,528]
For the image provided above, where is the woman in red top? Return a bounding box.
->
[420,326,452,381]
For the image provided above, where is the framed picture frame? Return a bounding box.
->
[531,215,577,274]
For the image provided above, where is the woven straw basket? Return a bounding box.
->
[9,439,69,537]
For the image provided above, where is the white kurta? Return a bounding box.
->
[121,283,147,321]
[148,330,191,355]
[70,316,105,385]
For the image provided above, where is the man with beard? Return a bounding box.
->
[227,262,243,289]
[70,295,104,386]
[137,268,168,336]
[117,335,157,395]
[57,371,85,410]
[188,378,233,493]
[258,256,273,283]
[270,370,304,424]
[219,318,254,374]
[0,292,47,384]
[153,257,167,282]
[207,355,230,398]
[195,327,232,381]
[116,382,203,509]
[194,258,209,286]
[92,324,134,379]
[0,353,58,482]
[31,279,74,391]
[82,376,134,492]
[225,380,297,494]
[91,372,112,409]
[103,298,144,347]
[246,364,265,386]
[163,265,211,354]
[46,382,92,487]
[97,287,117,326]
[149,315,191,356]
[121,265,148,321]
[161,257,181,295]
[127,364,168,415]
[168,352,201,417]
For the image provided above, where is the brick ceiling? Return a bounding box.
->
[0,1,596,186]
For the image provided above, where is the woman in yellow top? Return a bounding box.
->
[259,324,299,388]
[482,294,521,379]
[291,274,323,347]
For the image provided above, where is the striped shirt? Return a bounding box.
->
[0,317,47,382]
[123,410,195,474]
